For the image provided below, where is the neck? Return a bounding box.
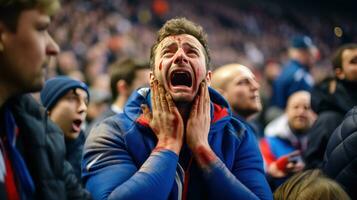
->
[176,102,192,124]
[233,111,248,121]
[0,84,14,109]
[114,96,128,110]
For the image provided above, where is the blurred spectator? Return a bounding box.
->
[257,60,282,132]
[270,36,317,110]
[40,76,89,181]
[274,169,350,200]
[86,57,150,135]
[260,91,315,190]
[323,106,357,199]
[211,63,263,138]
[304,43,357,169]
[56,51,80,75]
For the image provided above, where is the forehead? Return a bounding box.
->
[18,9,50,24]
[287,93,310,107]
[64,88,88,99]
[342,48,357,61]
[233,67,255,80]
[158,34,204,51]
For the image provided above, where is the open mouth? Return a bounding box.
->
[72,119,83,132]
[170,71,192,87]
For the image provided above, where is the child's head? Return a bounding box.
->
[274,169,350,200]
[41,76,89,140]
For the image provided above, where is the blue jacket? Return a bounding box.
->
[271,60,314,109]
[82,87,272,200]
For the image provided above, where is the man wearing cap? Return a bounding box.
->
[270,36,317,110]
[41,76,90,180]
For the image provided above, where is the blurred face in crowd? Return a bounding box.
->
[129,68,151,92]
[340,48,357,81]
[0,9,59,94]
[289,47,317,68]
[152,34,211,103]
[49,89,88,140]
[217,65,261,119]
[286,91,313,133]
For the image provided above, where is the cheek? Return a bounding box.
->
[194,66,206,82]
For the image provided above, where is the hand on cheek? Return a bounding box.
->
[141,78,184,155]
[186,81,216,167]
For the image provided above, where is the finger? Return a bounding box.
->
[150,79,157,111]
[166,92,176,113]
[190,94,199,118]
[141,104,152,121]
[204,81,210,114]
[159,85,169,112]
[205,83,211,121]
[154,80,162,112]
[198,81,205,114]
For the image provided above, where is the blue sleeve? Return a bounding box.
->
[82,121,178,200]
[202,129,273,200]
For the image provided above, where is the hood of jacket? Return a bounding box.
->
[123,87,236,135]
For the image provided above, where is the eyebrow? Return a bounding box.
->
[72,89,89,103]
[161,41,200,53]
[183,43,200,52]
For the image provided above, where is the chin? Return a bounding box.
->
[171,93,195,103]
[65,132,80,140]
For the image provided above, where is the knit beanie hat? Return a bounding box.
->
[40,76,90,111]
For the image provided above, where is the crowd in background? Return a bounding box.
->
[1,0,355,199]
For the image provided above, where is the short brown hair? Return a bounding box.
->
[149,17,211,71]
[109,57,149,100]
[331,43,357,70]
[0,0,60,32]
[274,169,350,200]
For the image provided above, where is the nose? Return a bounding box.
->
[296,106,308,116]
[251,79,260,91]
[173,48,188,65]
[46,33,60,56]
[78,98,88,115]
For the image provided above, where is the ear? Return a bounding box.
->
[206,71,212,86]
[149,72,154,81]
[335,68,345,80]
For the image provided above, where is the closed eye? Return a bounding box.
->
[187,49,199,57]
[350,56,357,64]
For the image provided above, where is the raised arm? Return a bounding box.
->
[186,82,272,200]
[82,79,184,200]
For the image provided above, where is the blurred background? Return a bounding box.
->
[47,0,357,103]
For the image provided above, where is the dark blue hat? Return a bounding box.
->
[290,36,314,49]
[40,76,90,111]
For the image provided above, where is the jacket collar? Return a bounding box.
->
[124,87,231,128]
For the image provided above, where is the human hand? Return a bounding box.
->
[186,81,211,150]
[268,151,304,178]
[141,79,184,155]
